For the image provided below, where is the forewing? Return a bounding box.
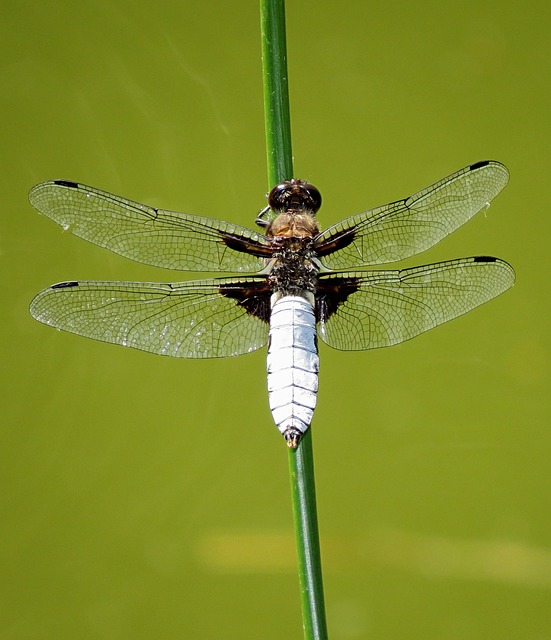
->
[30,277,271,358]
[29,180,270,273]
[316,161,509,269]
[317,257,515,350]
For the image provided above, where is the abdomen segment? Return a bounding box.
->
[267,296,319,447]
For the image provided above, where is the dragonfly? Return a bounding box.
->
[29,160,515,447]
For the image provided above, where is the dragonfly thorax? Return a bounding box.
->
[268,237,319,296]
[266,211,320,238]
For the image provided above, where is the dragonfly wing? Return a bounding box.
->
[29,180,271,273]
[316,161,509,269]
[317,257,515,350]
[30,277,271,358]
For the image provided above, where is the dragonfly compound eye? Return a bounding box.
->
[268,179,322,213]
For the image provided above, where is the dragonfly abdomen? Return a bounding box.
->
[267,295,319,448]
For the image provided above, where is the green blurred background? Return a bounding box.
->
[2,0,549,638]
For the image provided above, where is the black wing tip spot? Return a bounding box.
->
[469,160,491,171]
[53,180,79,189]
[52,281,79,289]
[473,256,498,263]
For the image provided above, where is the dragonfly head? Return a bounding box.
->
[268,179,322,215]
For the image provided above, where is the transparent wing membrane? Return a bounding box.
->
[316,161,509,269]
[30,277,269,358]
[29,181,268,273]
[318,257,515,350]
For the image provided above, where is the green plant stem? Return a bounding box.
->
[287,429,328,639]
[260,0,294,186]
[260,1,328,638]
